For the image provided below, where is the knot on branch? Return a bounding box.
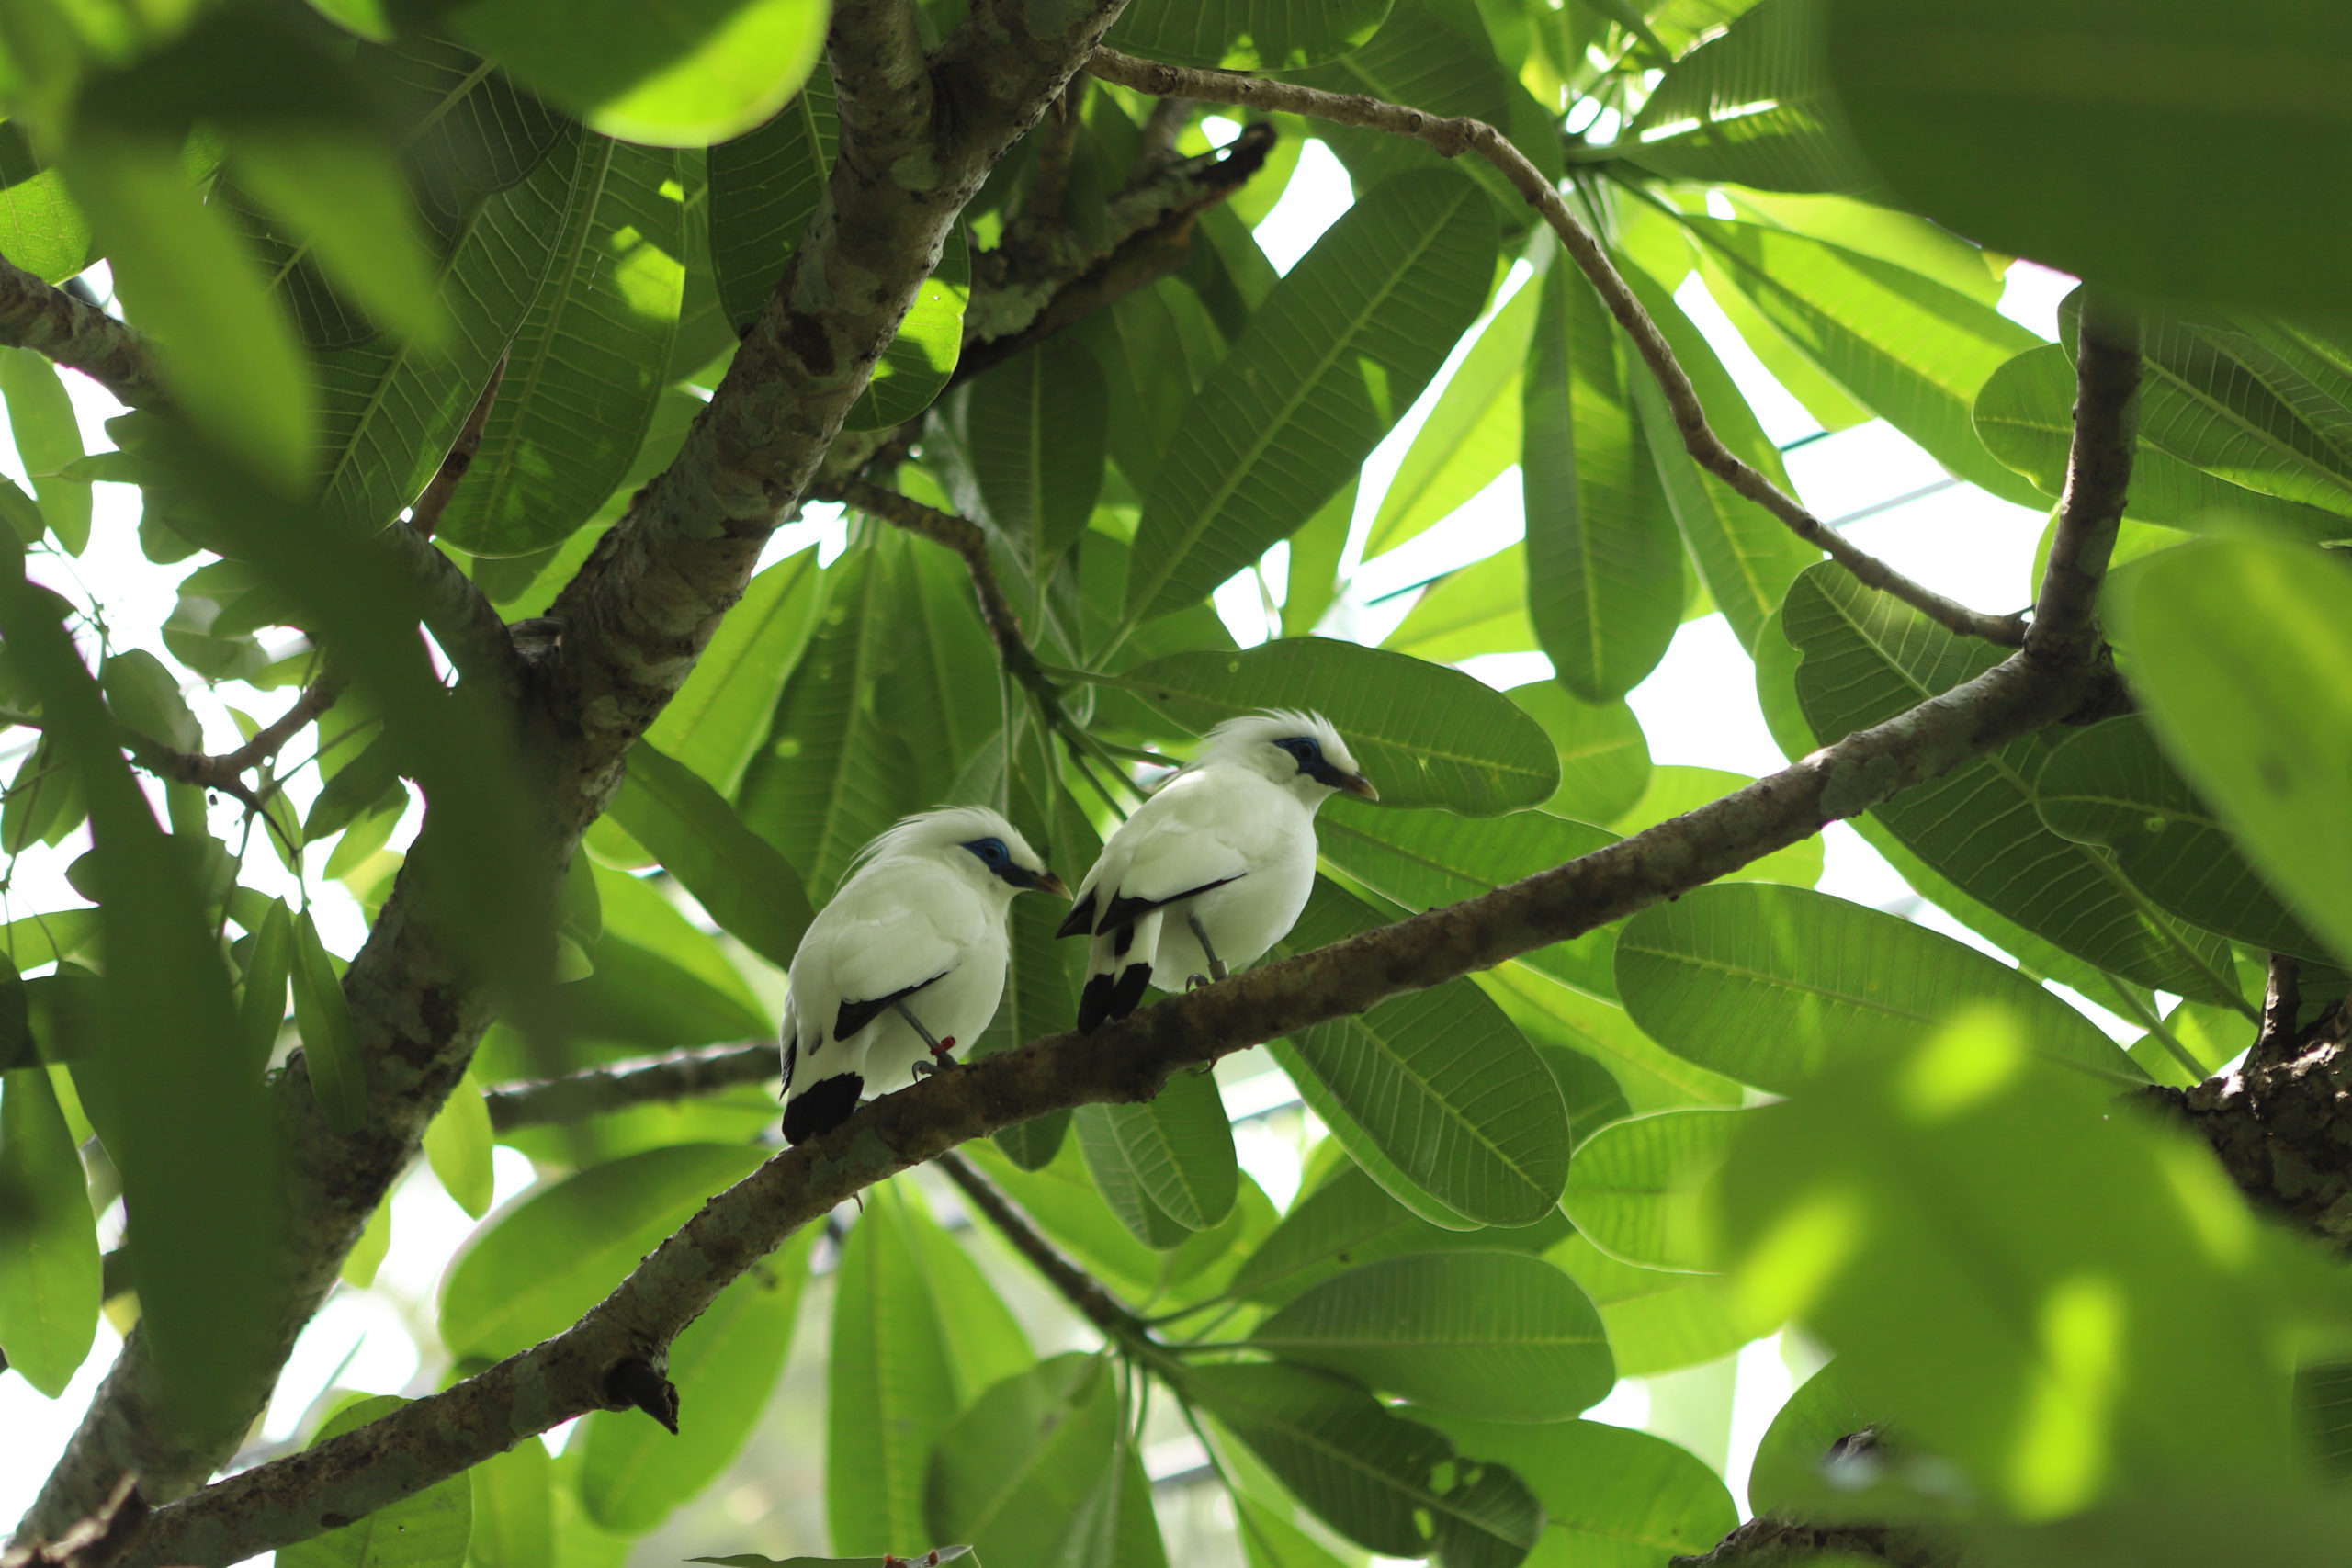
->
[604,1358,680,1434]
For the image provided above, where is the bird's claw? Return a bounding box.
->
[912,1036,959,1077]
[1185,972,1212,992]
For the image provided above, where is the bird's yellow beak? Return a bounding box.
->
[1339,773,1379,802]
[1033,870,1072,898]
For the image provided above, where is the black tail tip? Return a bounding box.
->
[1109,963,1151,1021]
[782,1072,863,1145]
[1078,973,1115,1032]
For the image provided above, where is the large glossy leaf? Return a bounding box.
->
[440,1143,764,1359]
[1623,0,1872,192]
[1419,1415,1740,1568]
[1251,1250,1614,1422]
[1784,564,2242,1003]
[1075,1070,1238,1246]
[316,123,581,531]
[290,908,368,1134]
[2034,716,2326,961]
[469,1438,552,1568]
[1826,0,2352,310]
[0,349,91,553]
[959,341,1108,575]
[1973,343,2346,538]
[2114,539,2352,968]
[579,1228,815,1533]
[1125,168,1496,621]
[1729,191,2006,307]
[1480,960,1744,1111]
[1745,1359,1872,1519]
[0,128,91,283]
[608,740,814,971]
[1274,882,1569,1227]
[1508,681,1650,825]
[1367,279,1537,558]
[645,545,822,795]
[1524,259,1681,704]
[1547,1235,1750,1377]
[1096,637,1558,816]
[449,0,826,146]
[1683,217,2046,509]
[1559,1108,1746,1272]
[1384,547,1535,663]
[423,1071,495,1221]
[829,1180,1032,1557]
[1188,1361,1544,1568]
[438,135,686,556]
[282,1396,471,1568]
[844,225,970,433]
[708,63,835,333]
[1616,883,2141,1093]
[1230,1163,1570,1309]
[1104,0,1391,69]
[0,1066,99,1397]
[1621,262,1818,652]
[2128,310,2352,522]
[925,1354,1159,1568]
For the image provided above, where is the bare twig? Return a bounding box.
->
[483,1043,776,1131]
[938,1151,1151,1348]
[1136,95,1192,167]
[0,255,162,410]
[2024,295,2140,665]
[136,672,349,795]
[0,1475,147,1568]
[405,352,509,542]
[1083,47,2030,649]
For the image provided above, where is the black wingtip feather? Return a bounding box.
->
[782,1072,863,1144]
[1056,891,1097,940]
[1109,963,1151,1021]
[1078,973,1115,1032]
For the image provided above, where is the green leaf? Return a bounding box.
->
[290,908,368,1135]
[317,122,580,532]
[438,136,687,557]
[1231,1163,1570,1309]
[830,1179,1032,1557]
[1745,1359,1871,1518]
[2113,539,2352,968]
[1252,1250,1614,1422]
[708,63,834,333]
[282,1396,471,1568]
[1283,478,1355,639]
[341,1191,391,1289]
[1270,1039,1476,1232]
[1547,1234,1751,1377]
[1683,216,2047,509]
[1075,1069,1238,1246]
[450,0,827,147]
[1104,0,1392,69]
[469,1438,553,1568]
[1786,563,2243,1003]
[957,1139,1174,1304]
[1418,1415,1740,1566]
[608,739,815,972]
[230,128,446,349]
[844,225,970,433]
[1621,262,1818,652]
[439,1143,765,1360]
[645,544,822,795]
[0,347,91,553]
[0,909,101,977]
[1623,0,1874,192]
[1385,547,1536,663]
[1186,1361,1544,1568]
[1609,765,1821,887]
[695,1555,977,1568]
[304,734,402,845]
[1095,637,1559,816]
[0,127,93,284]
[925,1354,1133,1568]
[960,340,1108,573]
[1365,274,1538,558]
[100,649,200,751]
[1615,883,2142,1093]
[1125,168,1497,622]
[580,1227,816,1533]
[2034,716,2327,961]
[969,869,1078,1169]
[1973,342,2345,537]
[1730,190,2007,307]
[1560,1108,1745,1272]
[1524,257,1682,703]
[423,1070,496,1220]
[1507,680,1650,825]
[0,1066,99,1397]
[1825,0,2352,310]
[0,477,45,547]
[1274,882,1569,1227]
[62,131,313,489]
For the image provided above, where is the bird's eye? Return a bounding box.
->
[1277,737,1321,767]
[980,837,1006,861]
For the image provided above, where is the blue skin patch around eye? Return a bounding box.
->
[1276,738,1323,769]
[963,837,1010,866]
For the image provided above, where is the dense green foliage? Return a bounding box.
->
[6,1,2352,1566]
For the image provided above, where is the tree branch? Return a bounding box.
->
[937,1150,1151,1348]
[2024,294,2140,665]
[482,1043,775,1132]
[405,352,508,544]
[1082,47,2030,649]
[112,625,2109,1568]
[0,255,161,410]
[1669,1517,1951,1568]
[136,671,347,794]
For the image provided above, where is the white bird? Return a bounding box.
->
[780,807,1068,1143]
[1058,710,1376,1031]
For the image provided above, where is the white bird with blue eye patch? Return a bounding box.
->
[780,807,1068,1144]
[1058,710,1376,1031]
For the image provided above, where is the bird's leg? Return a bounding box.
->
[1186,911,1230,987]
[896,999,959,1076]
